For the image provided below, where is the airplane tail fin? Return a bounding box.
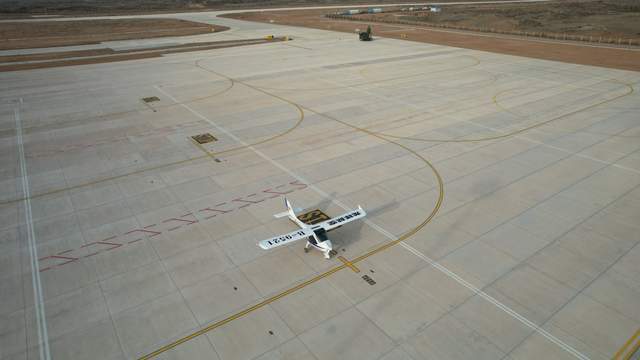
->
[274,197,300,219]
[285,197,297,218]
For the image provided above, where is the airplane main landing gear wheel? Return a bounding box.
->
[329,250,338,256]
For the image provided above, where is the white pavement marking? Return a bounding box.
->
[155,84,590,359]
[14,104,51,360]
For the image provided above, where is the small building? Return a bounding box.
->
[342,9,358,15]
[430,6,441,13]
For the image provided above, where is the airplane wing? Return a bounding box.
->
[258,228,313,250]
[317,206,366,232]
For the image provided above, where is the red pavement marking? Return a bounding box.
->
[48,255,78,267]
[37,181,305,273]
[199,207,233,214]
[263,189,294,195]
[124,228,162,237]
[290,180,308,189]
[233,197,264,204]
[97,241,122,252]
[162,217,198,225]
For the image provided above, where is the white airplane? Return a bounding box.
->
[258,198,366,259]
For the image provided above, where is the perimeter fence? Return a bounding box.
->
[325,13,640,48]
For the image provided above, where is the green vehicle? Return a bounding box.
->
[359,25,372,41]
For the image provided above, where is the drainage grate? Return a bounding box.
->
[192,133,218,144]
[142,96,160,103]
[297,209,330,225]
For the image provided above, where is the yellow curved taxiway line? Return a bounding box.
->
[0,62,303,206]
[377,80,634,143]
[138,68,445,360]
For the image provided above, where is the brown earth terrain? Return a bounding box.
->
[0,18,227,50]
[225,8,640,72]
[354,0,640,40]
[0,37,287,72]
[0,0,514,18]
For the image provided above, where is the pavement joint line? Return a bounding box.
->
[0,72,303,207]
[438,91,640,172]
[277,103,589,360]
[257,57,633,148]
[308,109,594,360]
[8,41,624,358]
[253,54,479,92]
[14,103,51,360]
[337,256,360,273]
[385,133,640,360]
[308,103,591,359]
[377,80,634,143]
[493,167,640,360]
[143,81,443,358]
[35,181,306,273]
[7,73,233,137]
[26,126,153,159]
[455,108,640,175]
[147,77,586,360]
[492,83,640,143]
[614,329,640,360]
[401,240,591,360]
[258,62,637,176]
[6,11,638,359]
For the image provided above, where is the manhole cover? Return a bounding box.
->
[297,209,330,225]
[142,96,160,103]
[192,133,218,144]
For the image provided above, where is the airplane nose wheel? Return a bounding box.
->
[304,248,309,253]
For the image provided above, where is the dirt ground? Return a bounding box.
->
[225,9,640,72]
[0,37,286,72]
[357,0,640,40]
[0,0,515,18]
[0,18,227,50]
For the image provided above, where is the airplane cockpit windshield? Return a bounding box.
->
[313,228,328,242]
